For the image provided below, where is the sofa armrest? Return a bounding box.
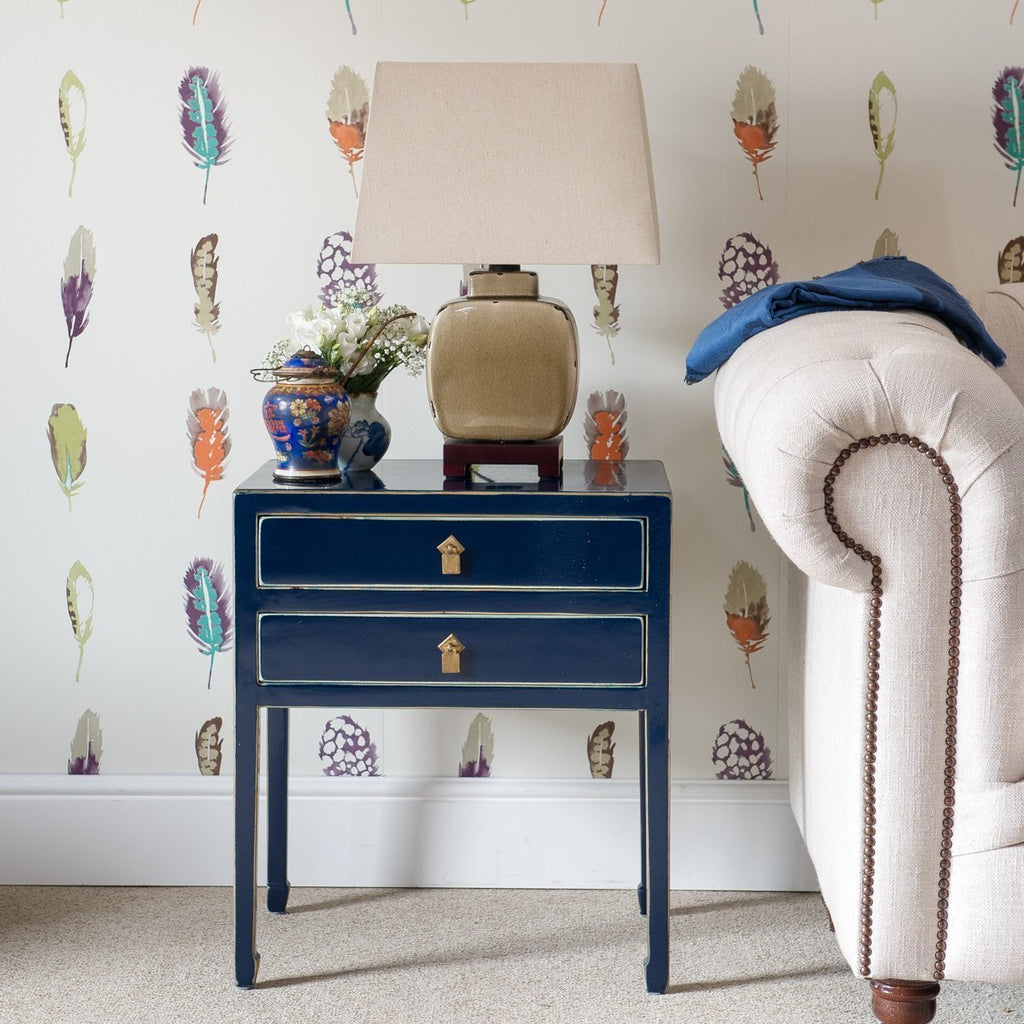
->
[714,308,1024,592]
[712,308,1024,982]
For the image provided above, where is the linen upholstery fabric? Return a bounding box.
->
[713,292,1024,984]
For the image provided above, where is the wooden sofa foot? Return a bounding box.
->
[869,980,941,1024]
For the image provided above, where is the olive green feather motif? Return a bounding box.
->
[872,228,901,259]
[723,560,770,688]
[731,66,779,201]
[869,71,898,200]
[66,561,94,682]
[591,264,621,364]
[58,70,87,197]
[47,403,87,511]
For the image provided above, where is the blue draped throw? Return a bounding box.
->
[685,257,1005,384]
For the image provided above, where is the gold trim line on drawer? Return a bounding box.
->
[255,611,648,688]
[255,514,649,592]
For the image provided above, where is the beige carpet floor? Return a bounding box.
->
[1,886,1021,1024]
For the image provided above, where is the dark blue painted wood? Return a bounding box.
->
[266,707,290,914]
[258,514,645,590]
[257,613,644,685]
[234,459,672,991]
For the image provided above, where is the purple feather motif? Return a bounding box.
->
[317,230,381,307]
[183,557,233,688]
[711,719,773,780]
[993,67,1024,207]
[319,715,380,776]
[178,66,232,205]
[61,226,95,368]
[458,713,493,777]
[67,709,102,775]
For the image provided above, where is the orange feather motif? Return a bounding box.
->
[723,560,770,688]
[731,66,778,201]
[584,390,628,487]
[187,387,230,518]
[325,66,369,198]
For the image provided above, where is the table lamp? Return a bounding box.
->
[351,61,659,478]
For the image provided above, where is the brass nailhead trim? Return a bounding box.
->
[824,434,958,982]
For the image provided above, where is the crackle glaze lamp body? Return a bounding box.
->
[350,61,660,469]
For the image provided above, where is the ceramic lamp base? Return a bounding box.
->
[426,268,579,443]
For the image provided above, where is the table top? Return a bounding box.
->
[235,459,671,496]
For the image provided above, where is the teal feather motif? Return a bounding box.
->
[184,557,233,688]
[994,68,1024,207]
[178,67,232,205]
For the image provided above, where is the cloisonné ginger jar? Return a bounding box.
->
[261,348,351,482]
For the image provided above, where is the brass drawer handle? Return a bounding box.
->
[437,535,465,575]
[438,633,465,674]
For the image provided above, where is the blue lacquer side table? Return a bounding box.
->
[233,459,672,991]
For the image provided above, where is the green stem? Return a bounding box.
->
[68,156,77,198]
[874,160,885,201]
[75,642,84,682]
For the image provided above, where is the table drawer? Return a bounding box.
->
[257,515,646,591]
[257,613,645,686]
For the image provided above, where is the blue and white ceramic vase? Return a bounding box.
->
[261,349,351,482]
[338,392,392,472]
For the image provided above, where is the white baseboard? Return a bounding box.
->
[0,775,817,890]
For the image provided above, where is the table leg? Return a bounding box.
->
[642,707,670,994]
[637,709,648,916]
[267,706,291,914]
[234,701,261,988]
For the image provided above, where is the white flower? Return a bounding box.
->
[345,310,368,339]
[317,305,347,341]
[406,314,430,339]
[288,305,321,349]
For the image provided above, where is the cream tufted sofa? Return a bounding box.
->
[712,284,1024,1023]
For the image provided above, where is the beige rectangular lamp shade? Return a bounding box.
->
[351,61,660,266]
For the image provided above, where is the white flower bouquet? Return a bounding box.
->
[257,287,429,394]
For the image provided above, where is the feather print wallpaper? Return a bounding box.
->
[178,66,231,206]
[47,403,87,510]
[868,71,898,200]
[60,226,95,367]
[190,234,222,362]
[325,66,370,198]
[993,67,1024,207]
[730,66,779,201]
[183,557,233,689]
[718,232,779,308]
[1000,235,1024,282]
[1,0,1018,796]
[186,387,231,518]
[57,70,86,197]
[65,560,94,682]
